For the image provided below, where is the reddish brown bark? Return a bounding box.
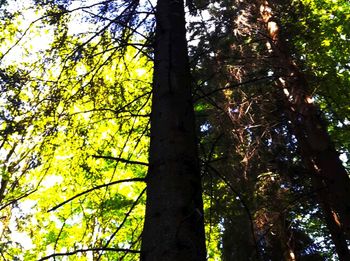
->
[313,177,350,260]
[257,1,350,258]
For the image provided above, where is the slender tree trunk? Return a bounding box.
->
[141,0,206,260]
[282,97,350,260]
[284,105,350,260]
[257,1,350,258]
[313,177,350,260]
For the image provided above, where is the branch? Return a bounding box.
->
[48,178,145,212]
[37,248,141,261]
[0,188,38,211]
[206,164,263,261]
[69,91,151,117]
[92,155,149,166]
[194,76,276,102]
[97,188,146,260]
[0,14,50,61]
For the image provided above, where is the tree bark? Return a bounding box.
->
[313,177,350,260]
[258,1,350,258]
[141,0,206,260]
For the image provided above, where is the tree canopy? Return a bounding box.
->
[0,0,349,260]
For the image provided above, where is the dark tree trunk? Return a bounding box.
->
[313,177,350,261]
[258,1,350,258]
[141,0,206,260]
[279,80,350,261]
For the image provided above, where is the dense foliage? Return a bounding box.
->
[0,0,349,260]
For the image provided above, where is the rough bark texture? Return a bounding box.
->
[258,1,350,258]
[141,0,206,260]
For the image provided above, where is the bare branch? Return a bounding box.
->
[0,188,38,211]
[0,15,50,61]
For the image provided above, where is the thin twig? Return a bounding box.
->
[92,155,149,166]
[37,248,141,261]
[206,164,263,261]
[96,188,146,260]
[48,178,145,212]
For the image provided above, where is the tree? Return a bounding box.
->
[141,0,206,259]
[1,0,207,260]
[1,0,349,259]
[258,1,350,259]
[188,0,350,259]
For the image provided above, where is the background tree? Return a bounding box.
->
[189,0,350,259]
[0,0,349,260]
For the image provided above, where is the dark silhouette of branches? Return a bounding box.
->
[96,187,146,260]
[0,166,48,211]
[206,164,262,261]
[68,91,151,117]
[0,188,38,211]
[48,178,145,212]
[92,155,148,166]
[194,75,276,102]
[0,14,51,61]
[37,247,141,261]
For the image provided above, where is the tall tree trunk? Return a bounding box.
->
[141,0,206,260]
[258,1,350,259]
[313,177,350,260]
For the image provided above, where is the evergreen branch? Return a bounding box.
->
[65,0,115,13]
[47,178,145,212]
[37,248,141,261]
[82,9,151,40]
[194,76,276,102]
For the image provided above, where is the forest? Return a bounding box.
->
[0,0,349,260]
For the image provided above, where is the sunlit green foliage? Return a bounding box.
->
[1,0,349,260]
[286,0,350,162]
[0,1,152,259]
